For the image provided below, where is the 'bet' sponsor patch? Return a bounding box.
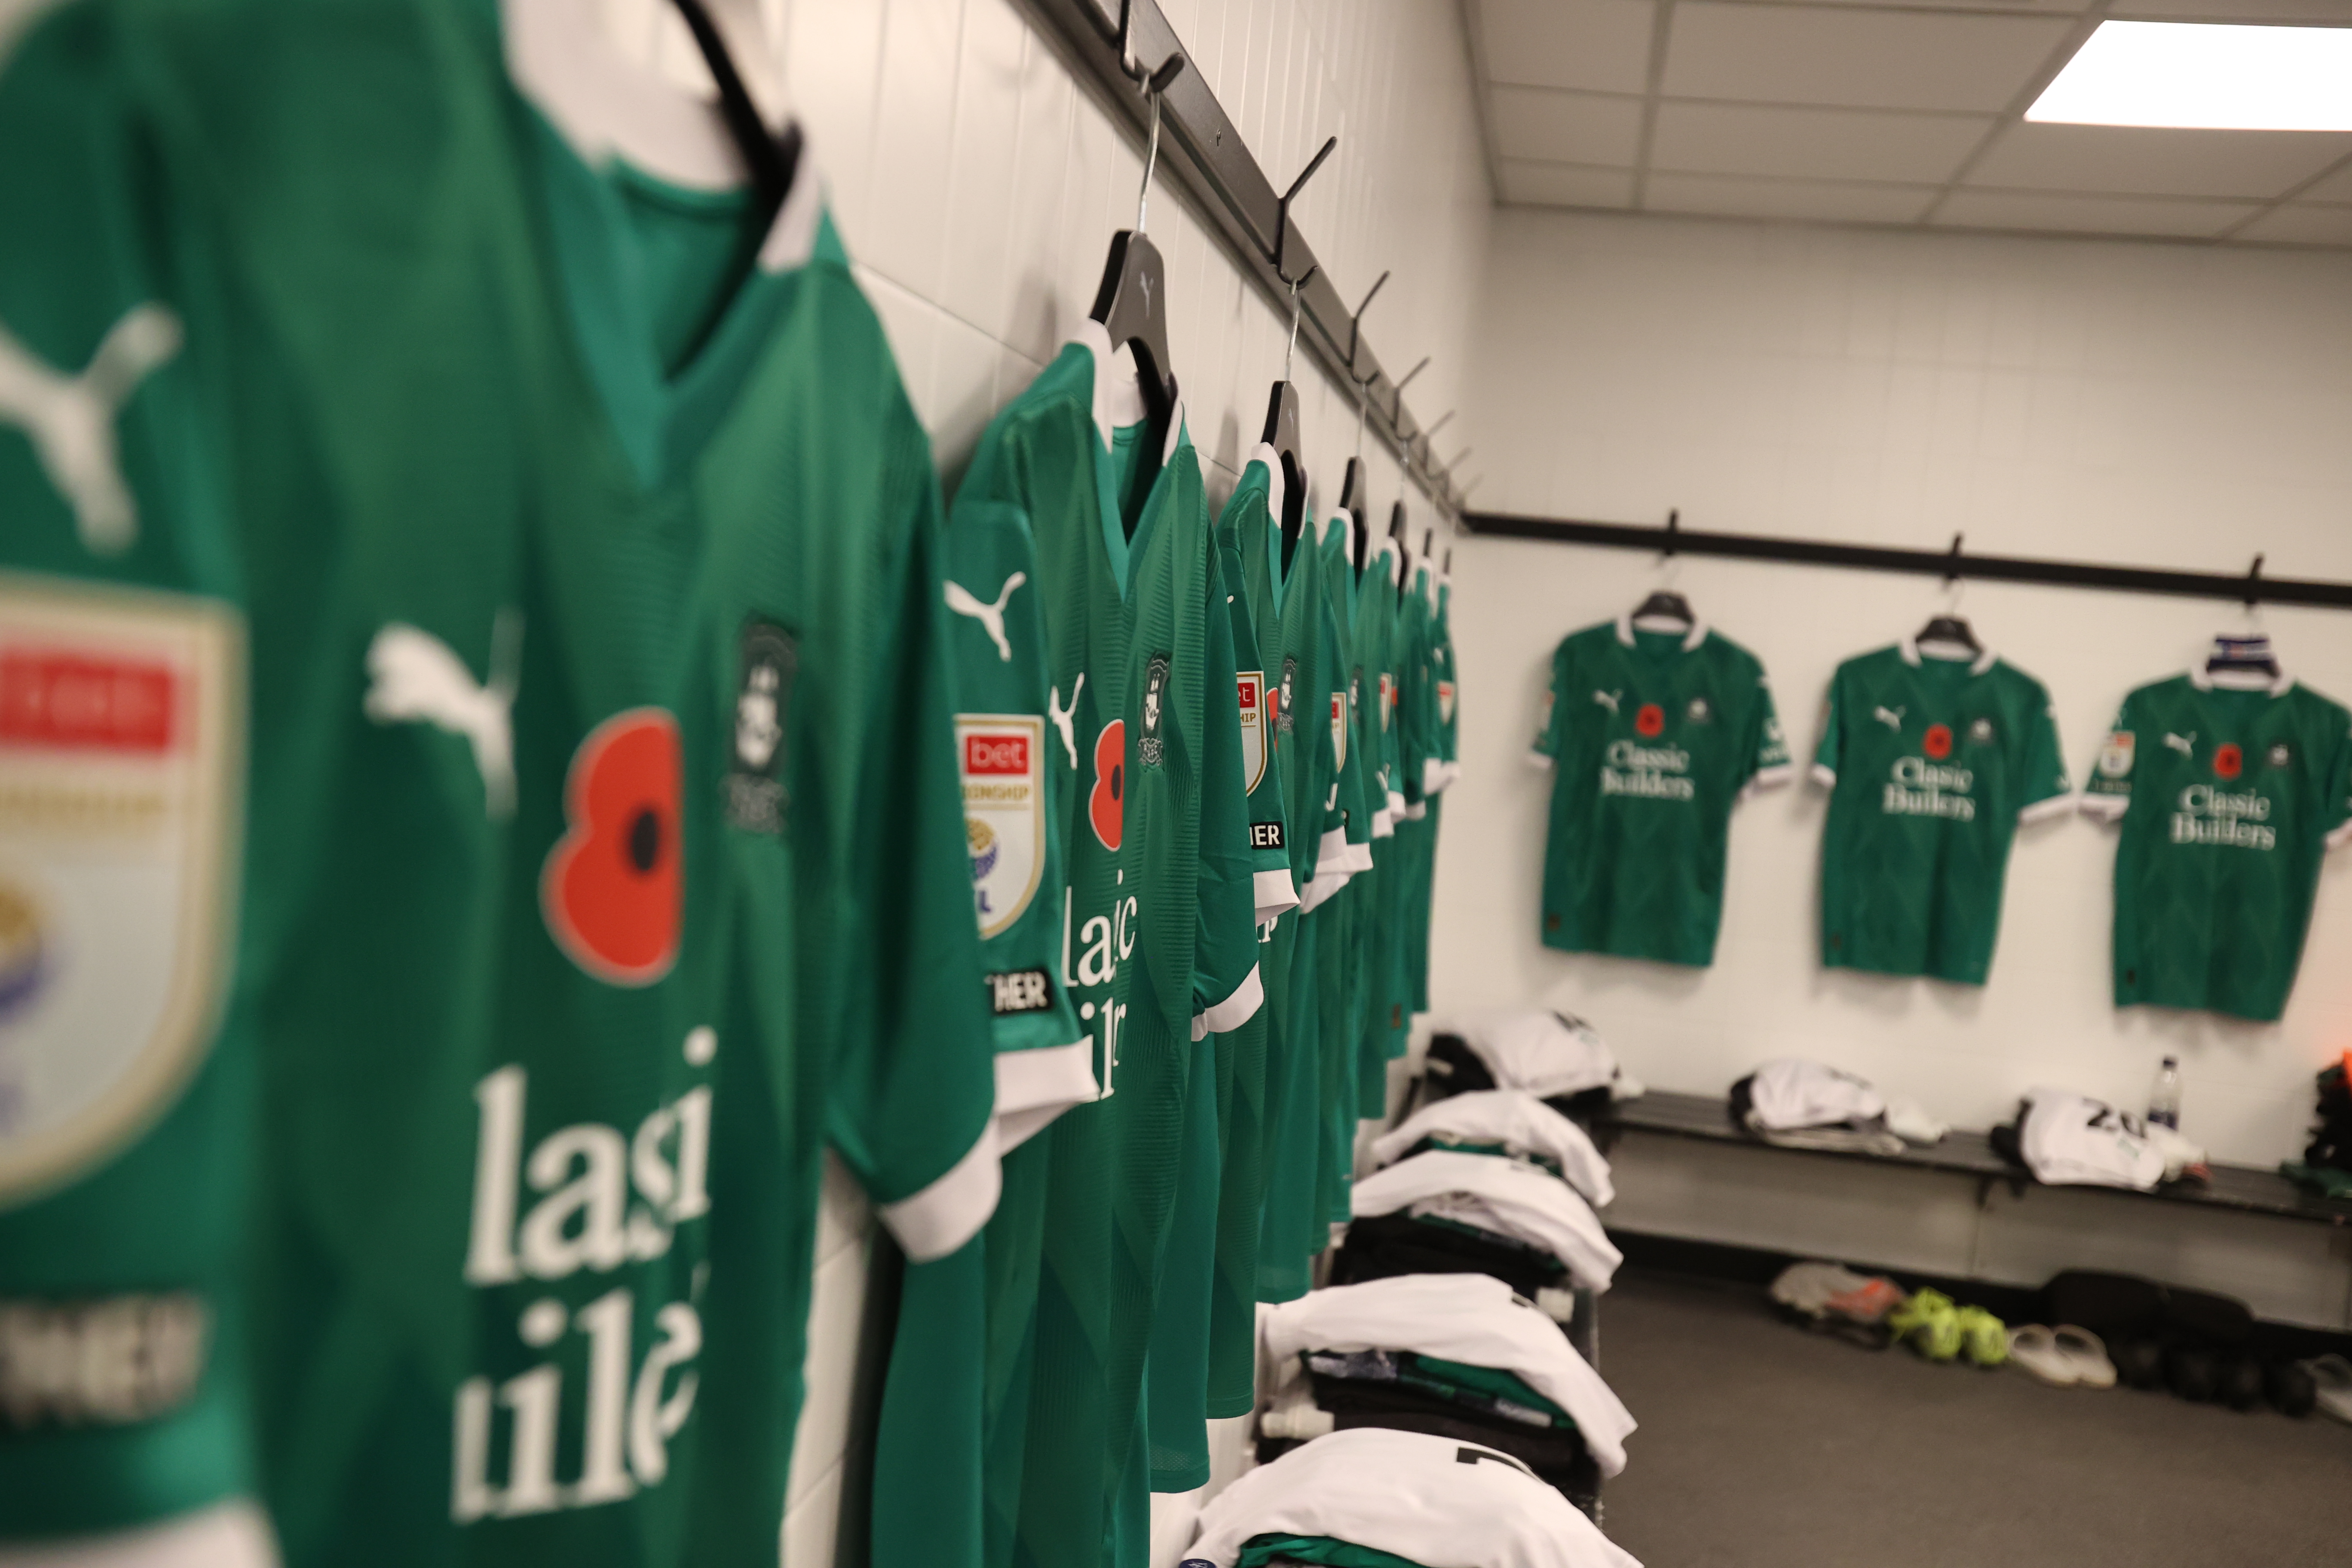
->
[986,968,1054,1017]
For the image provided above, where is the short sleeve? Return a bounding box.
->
[2324,717,2352,851]
[1528,649,1560,769]
[1218,534,1295,922]
[2017,689,2074,823]
[942,487,1092,1141]
[2081,694,2138,823]
[1745,667,1792,794]
[1810,675,1843,789]
[1193,542,1264,1037]
[830,444,1000,1263]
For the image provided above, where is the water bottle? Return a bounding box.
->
[2148,1056,2182,1131]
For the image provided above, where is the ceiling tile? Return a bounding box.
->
[1478,0,1657,97]
[2230,204,2352,246]
[1489,86,1646,166]
[1651,102,1991,184]
[1662,3,2075,113]
[1794,0,2091,9]
[2296,160,2352,203]
[1968,123,2352,199]
[2113,0,2352,18]
[1498,160,1638,209]
[1644,173,1939,223]
[1931,190,2257,237]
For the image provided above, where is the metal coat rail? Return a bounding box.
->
[1462,512,2352,610]
[1016,0,1462,516]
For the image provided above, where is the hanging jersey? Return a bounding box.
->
[2081,668,2352,1022]
[3,6,1008,1563]
[1812,641,2072,984]
[1185,1427,1640,1568]
[1430,577,1460,795]
[0,2,251,1537]
[1530,617,1789,966]
[1259,1273,1636,1477]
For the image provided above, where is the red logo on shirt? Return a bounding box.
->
[965,733,1030,775]
[0,649,175,752]
[1089,720,1125,851]
[1634,703,1664,737]
[542,708,683,986]
[2214,742,2243,781]
[1923,723,1953,760]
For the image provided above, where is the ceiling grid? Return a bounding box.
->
[1458,0,2352,246]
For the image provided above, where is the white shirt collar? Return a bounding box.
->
[1617,612,1707,652]
[1898,636,1997,676]
[1372,535,1401,585]
[2189,662,2294,695]
[502,0,820,273]
[1064,316,1185,463]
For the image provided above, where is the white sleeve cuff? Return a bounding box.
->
[994,1038,1097,1120]
[1808,762,1837,789]
[2079,792,2129,823]
[2327,818,2352,850]
[1253,868,1299,922]
[1386,789,1408,818]
[1193,963,1265,1039]
[2018,792,2077,826]
[877,1119,1001,1262]
[1526,752,1554,771]
[1743,763,1794,799]
[1371,809,1396,839]
[1345,839,1375,873]
[1296,870,1348,915]
[1422,757,1446,794]
[1403,800,1427,820]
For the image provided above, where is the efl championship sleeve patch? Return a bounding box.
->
[957,715,1045,939]
[2096,731,2135,781]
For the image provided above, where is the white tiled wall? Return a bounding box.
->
[664,3,1498,1559]
[1439,206,2352,1320]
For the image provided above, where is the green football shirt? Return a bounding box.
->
[1351,536,1405,1118]
[2082,667,2352,1022]
[1813,641,2073,984]
[6,7,1008,1567]
[1531,616,1790,966]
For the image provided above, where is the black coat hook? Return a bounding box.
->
[1663,508,1680,559]
[1346,270,1389,384]
[1270,136,1338,284]
[2244,553,2265,607]
[1944,533,1965,584]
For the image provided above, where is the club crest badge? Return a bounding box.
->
[2267,740,2293,769]
[2098,731,2135,778]
[1139,653,1170,767]
[1236,671,1268,794]
[1968,716,1995,746]
[1686,695,1711,724]
[1277,658,1297,736]
[725,617,795,835]
[956,715,1044,938]
[0,575,242,1205]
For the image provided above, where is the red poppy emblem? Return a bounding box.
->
[1634,703,1665,737]
[542,708,683,986]
[1090,719,1125,850]
[1924,723,1953,760]
[2214,742,2242,781]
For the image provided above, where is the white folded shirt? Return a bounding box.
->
[1185,1427,1641,1568]
[1351,1149,1622,1292]
[1261,1273,1637,1477]
[1456,1011,1620,1101]
[2018,1087,2167,1190]
[1369,1089,1614,1208]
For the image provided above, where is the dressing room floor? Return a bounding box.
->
[1594,1268,2352,1568]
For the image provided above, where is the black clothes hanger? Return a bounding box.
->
[1389,501,1411,600]
[2208,557,2282,677]
[1915,534,1981,654]
[1630,510,1694,629]
[667,0,799,234]
[1341,462,1371,577]
[1265,139,1332,578]
[1090,52,1185,515]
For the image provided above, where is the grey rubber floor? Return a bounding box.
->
[1594,1268,2352,1568]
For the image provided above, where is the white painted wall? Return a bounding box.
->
[1440,208,2352,1222]
[611,1,1495,1559]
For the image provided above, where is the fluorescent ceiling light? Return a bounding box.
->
[2027,20,2352,132]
